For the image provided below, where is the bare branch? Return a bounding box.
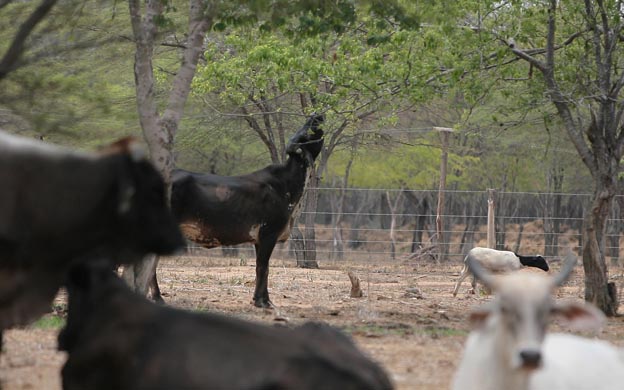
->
[509,46,546,73]
[0,0,13,11]
[0,0,58,80]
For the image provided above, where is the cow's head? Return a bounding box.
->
[105,138,185,261]
[286,113,324,165]
[517,254,549,271]
[468,253,605,371]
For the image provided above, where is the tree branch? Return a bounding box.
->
[0,0,58,80]
[162,0,214,137]
[0,0,13,11]
[240,104,279,163]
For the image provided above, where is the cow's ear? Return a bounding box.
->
[469,303,494,328]
[551,300,606,331]
[100,137,145,162]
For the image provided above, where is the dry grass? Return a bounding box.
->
[1,256,623,390]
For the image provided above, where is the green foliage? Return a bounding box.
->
[0,0,140,145]
[0,0,596,193]
[30,315,65,330]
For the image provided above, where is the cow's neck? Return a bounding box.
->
[282,155,312,207]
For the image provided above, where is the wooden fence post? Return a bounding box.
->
[487,188,496,248]
[434,127,453,262]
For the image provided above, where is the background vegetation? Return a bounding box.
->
[2,0,621,313]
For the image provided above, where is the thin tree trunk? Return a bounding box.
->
[291,226,306,266]
[513,223,524,254]
[299,168,319,268]
[331,158,353,261]
[543,166,564,257]
[582,180,619,316]
[404,190,428,253]
[124,0,213,295]
[385,191,403,260]
[348,191,371,249]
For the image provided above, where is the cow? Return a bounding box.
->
[452,247,549,296]
[0,131,185,340]
[452,253,624,390]
[59,260,394,390]
[150,113,325,308]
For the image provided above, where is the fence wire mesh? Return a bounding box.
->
[181,188,624,265]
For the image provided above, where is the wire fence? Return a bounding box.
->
[183,188,624,265]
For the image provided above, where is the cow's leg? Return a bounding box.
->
[149,272,164,304]
[121,254,162,302]
[452,264,470,297]
[253,235,278,308]
[469,274,477,294]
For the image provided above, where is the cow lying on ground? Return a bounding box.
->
[0,131,185,338]
[452,247,549,296]
[452,253,624,390]
[59,260,394,390]
[149,113,325,308]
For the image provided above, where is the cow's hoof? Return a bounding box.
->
[253,298,274,309]
[152,295,166,305]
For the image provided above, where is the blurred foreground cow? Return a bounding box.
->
[0,131,185,336]
[452,253,624,390]
[152,113,325,308]
[59,260,393,390]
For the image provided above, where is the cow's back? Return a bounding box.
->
[171,168,290,247]
[60,263,392,390]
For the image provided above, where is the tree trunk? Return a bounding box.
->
[124,0,212,295]
[298,169,319,268]
[459,195,480,256]
[582,179,619,316]
[404,190,428,253]
[385,191,402,260]
[348,191,371,249]
[291,226,306,267]
[543,166,564,257]
[513,223,524,254]
[331,158,353,260]
[379,192,390,230]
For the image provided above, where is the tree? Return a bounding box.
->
[0,0,133,139]
[192,10,429,264]
[127,0,418,287]
[121,0,214,294]
[456,0,623,315]
[0,0,58,82]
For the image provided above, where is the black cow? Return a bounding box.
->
[155,114,324,308]
[59,260,393,390]
[0,132,185,335]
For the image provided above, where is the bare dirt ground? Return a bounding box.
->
[1,256,623,390]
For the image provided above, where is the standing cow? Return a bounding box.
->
[150,114,324,308]
[0,131,185,334]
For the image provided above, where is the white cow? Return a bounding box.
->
[453,247,549,297]
[452,253,624,390]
